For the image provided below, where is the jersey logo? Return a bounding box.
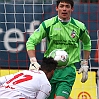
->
[54,28,61,30]
[71,30,76,38]
[62,91,69,95]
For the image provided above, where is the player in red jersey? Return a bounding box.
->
[0,57,57,99]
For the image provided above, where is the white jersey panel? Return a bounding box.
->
[0,70,51,99]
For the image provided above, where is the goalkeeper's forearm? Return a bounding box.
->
[83,50,90,60]
[27,50,36,60]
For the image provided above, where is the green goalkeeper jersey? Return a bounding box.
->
[26,16,91,66]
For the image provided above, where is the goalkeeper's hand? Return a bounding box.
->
[29,57,41,71]
[78,60,89,83]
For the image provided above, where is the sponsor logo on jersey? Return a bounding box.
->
[71,30,76,38]
[53,40,77,46]
[62,91,69,95]
[54,28,61,30]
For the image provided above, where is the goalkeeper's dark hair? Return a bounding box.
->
[56,0,74,8]
[40,57,58,72]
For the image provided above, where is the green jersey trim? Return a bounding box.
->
[42,22,50,41]
[41,16,59,42]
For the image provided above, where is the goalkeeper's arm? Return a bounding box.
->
[27,50,41,71]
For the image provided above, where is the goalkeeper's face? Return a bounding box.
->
[56,2,74,20]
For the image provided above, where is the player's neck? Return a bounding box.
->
[58,17,71,22]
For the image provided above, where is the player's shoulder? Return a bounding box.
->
[42,16,58,28]
[20,70,32,74]
[71,17,86,30]
[39,71,50,82]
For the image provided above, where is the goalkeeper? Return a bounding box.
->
[0,57,57,99]
[26,0,91,99]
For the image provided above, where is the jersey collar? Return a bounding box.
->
[58,16,71,23]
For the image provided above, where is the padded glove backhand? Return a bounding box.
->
[29,57,41,71]
[29,62,41,71]
[78,60,89,83]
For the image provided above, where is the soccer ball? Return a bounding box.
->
[49,49,69,67]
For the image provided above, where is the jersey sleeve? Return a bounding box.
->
[79,26,91,51]
[0,74,14,86]
[26,23,47,51]
[36,84,51,99]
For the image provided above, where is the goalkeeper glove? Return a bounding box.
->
[78,59,89,83]
[29,57,41,71]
